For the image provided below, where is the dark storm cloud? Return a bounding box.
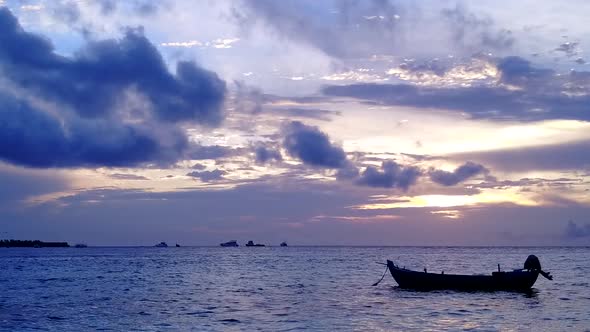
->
[254,146,282,164]
[356,160,421,190]
[0,8,226,124]
[564,220,590,239]
[451,140,590,172]
[0,93,186,168]
[335,162,360,180]
[283,121,347,168]
[429,162,488,186]
[496,56,553,87]
[323,56,590,121]
[186,169,226,182]
[0,8,226,168]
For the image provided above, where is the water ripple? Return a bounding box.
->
[0,246,589,331]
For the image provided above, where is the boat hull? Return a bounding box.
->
[387,260,539,291]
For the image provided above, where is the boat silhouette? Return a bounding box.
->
[245,240,265,247]
[381,255,552,291]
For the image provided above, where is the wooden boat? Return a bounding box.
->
[385,255,552,291]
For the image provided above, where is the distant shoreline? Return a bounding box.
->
[2,244,588,249]
[0,240,70,248]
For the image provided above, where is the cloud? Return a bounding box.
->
[51,2,81,24]
[237,0,402,59]
[282,121,347,168]
[451,139,590,172]
[401,153,446,162]
[0,8,225,124]
[0,165,67,203]
[496,56,553,87]
[0,93,186,167]
[254,146,282,164]
[473,177,582,190]
[109,173,149,180]
[429,162,488,186]
[238,1,513,59]
[555,42,580,58]
[273,108,341,122]
[187,145,245,160]
[356,160,421,190]
[564,220,590,239]
[441,5,514,51]
[323,56,590,122]
[186,169,227,182]
[191,163,207,170]
[91,0,169,17]
[9,178,590,245]
[335,162,360,180]
[0,8,226,168]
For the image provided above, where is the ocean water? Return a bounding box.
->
[1,246,589,331]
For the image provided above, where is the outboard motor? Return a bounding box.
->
[524,255,553,280]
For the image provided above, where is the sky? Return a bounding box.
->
[1,0,590,246]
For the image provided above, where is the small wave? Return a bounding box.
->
[184,311,214,316]
[219,318,241,324]
[286,283,305,289]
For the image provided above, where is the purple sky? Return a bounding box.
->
[1,0,590,245]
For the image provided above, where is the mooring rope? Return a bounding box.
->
[372,263,389,286]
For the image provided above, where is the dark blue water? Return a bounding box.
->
[1,247,589,331]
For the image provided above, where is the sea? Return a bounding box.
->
[1,246,589,331]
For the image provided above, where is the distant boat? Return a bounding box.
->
[280,242,288,247]
[381,255,552,291]
[155,242,168,248]
[74,243,88,248]
[175,243,180,247]
[245,240,265,247]
[220,240,239,247]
